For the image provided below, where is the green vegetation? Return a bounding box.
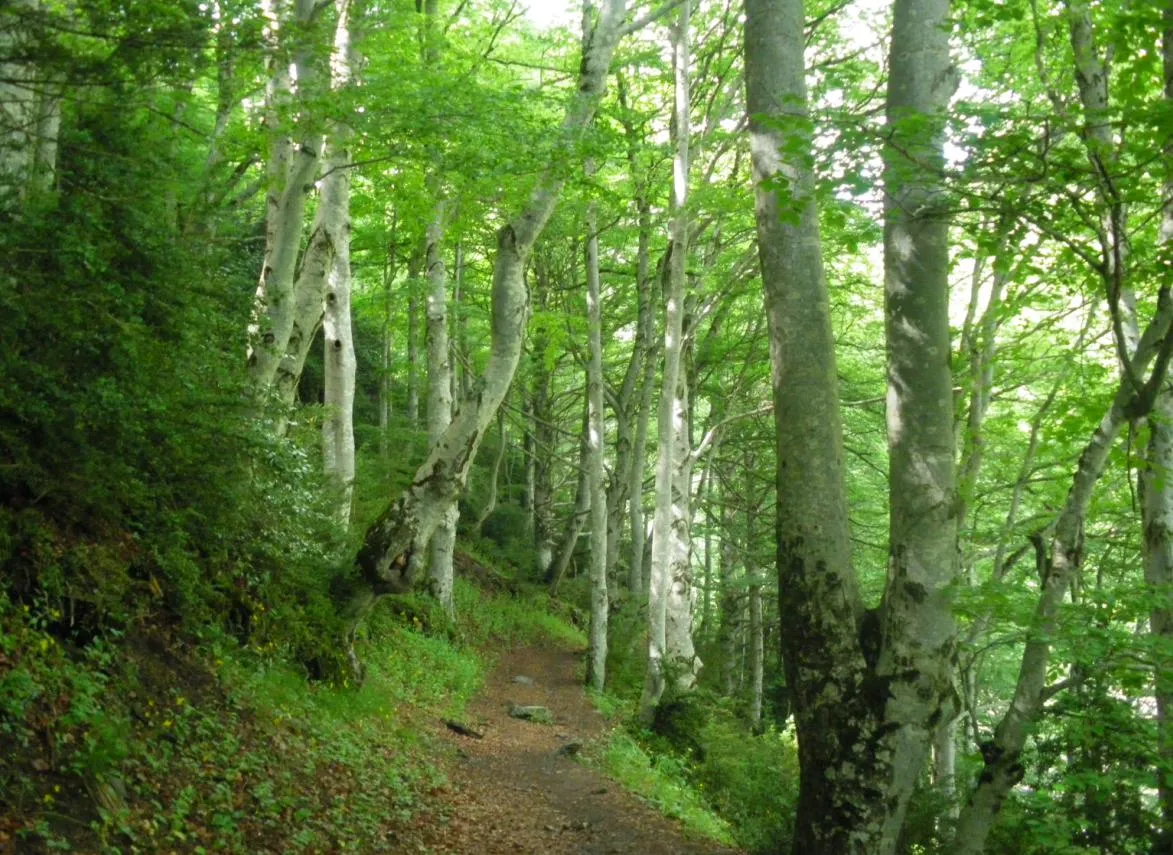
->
[0,566,581,852]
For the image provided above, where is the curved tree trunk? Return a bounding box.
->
[342,0,630,641]
[248,0,326,398]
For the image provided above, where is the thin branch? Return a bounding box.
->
[619,0,687,36]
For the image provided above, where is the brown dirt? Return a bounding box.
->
[413,644,742,855]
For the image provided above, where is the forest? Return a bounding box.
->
[1,0,1171,852]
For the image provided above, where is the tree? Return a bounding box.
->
[642,0,694,719]
[341,0,631,643]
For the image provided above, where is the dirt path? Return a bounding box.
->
[413,645,741,855]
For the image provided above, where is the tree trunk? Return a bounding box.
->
[320,0,358,525]
[1149,10,1173,844]
[746,492,764,730]
[642,0,691,719]
[425,196,456,614]
[548,405,590,597]
[586,185,609,690]
[474,409,507,535]
[718,502,740,697]
[0,0,60,202]
[342,0,629,641]
[877,0,960,843]
[665,368,699,690]
[530,270,556,577]
[453,240,472,403]
[407,247,422,426]
[630,332,656,596]
[248,0,325,397]
[746,0,871,849]
[379,225,396,459]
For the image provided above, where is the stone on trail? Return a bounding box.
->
[508,703,554,724]
[556,739,583,757]
[511,675,535,686]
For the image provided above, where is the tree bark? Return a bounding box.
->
[585,180,609,690]
[642,0,691,719]
[665,366,699,691]
[877,0,960,843]
[320,0,358,525]
[746,0,869,849]
[0,0,60,202]
[379,223,397,459]
[342,0,630,641]
[548,405,590,597]
[1149,9,1173,844]
[248,0,326,398]
[425,195,456,614]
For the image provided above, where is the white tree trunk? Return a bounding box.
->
[642,0,691,720]
[319,0,358,525]
[344,0,629,642]
[425,196,456,615]
[586,188,609,691]
[0,0,59,202]
[665,371,699,689]
[248,0,326,397]
[876,0,960,844]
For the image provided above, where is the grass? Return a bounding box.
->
[588,727,737,847]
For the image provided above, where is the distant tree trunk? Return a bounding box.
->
[407,248,422,425]
[607,81,655,589]
[665,367,699,690]
[523,398,536,514]
[548,405,590,597]
[341,0,630,645]
[0,0,60,202]
[746,485,763,730]
[718,504,740,697]
[379,225,397,459]
[321,0,358,524]
[585,168,609,691]
[530,271,556,577]
[642,0,691,720]
[453,239,472,402]
[630,334,656,596]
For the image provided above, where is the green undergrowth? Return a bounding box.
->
[0,556,584,853]
[585,688,800,852]
[588,727,737,847]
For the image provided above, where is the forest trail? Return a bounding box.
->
[413,645,741,855]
